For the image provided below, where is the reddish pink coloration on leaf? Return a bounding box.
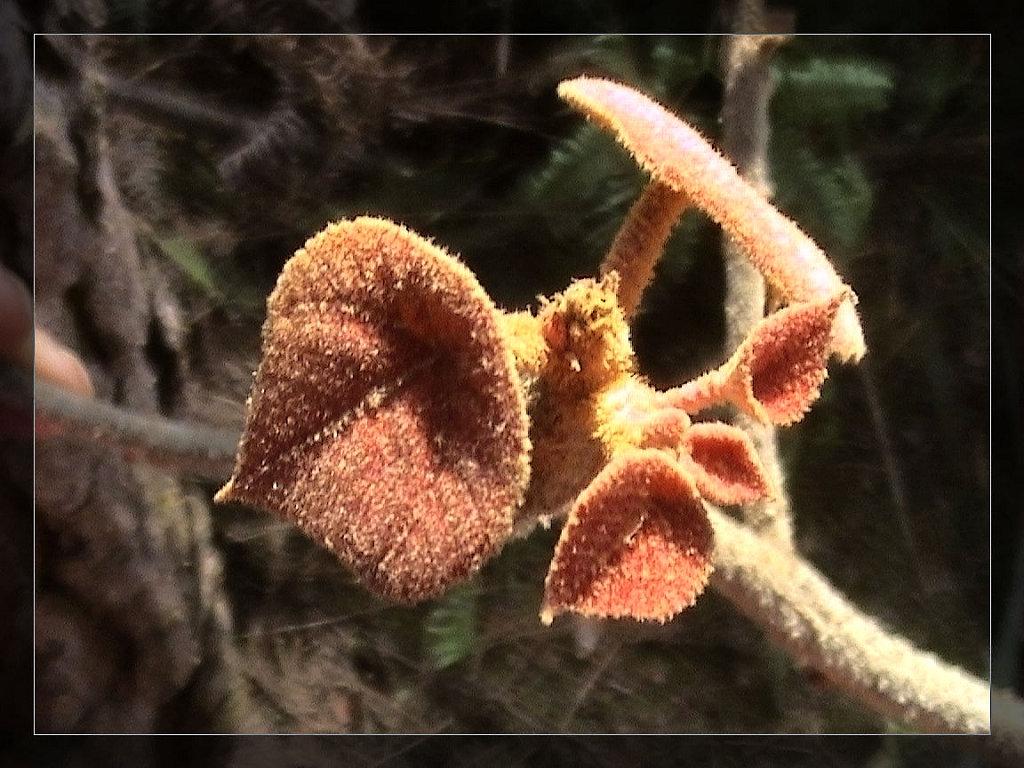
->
[636,408,692,451]
[681,422,772,505]
[215,217,531,602]
[213,76,867,623]
[727,292,846,425]
[660,292,844,426]
[541,449,713,624]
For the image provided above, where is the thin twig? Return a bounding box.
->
[35,376,238,481]
[559,639,621,731]
[720,14,795,547]
[858,358,929,590]
[708,505,991,733]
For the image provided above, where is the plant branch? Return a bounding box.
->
[30,371,1016,742]
[720,15,794,547]
[600,182,689,320]
[34,376,238,481]
[708,505,991,734]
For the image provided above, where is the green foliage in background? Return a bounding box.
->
[425,583,480,670]
[154,235,223,299]
[770,53,894,255]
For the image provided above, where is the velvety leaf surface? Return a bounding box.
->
[542,449,713,624]
[682,422,771,505]
[216,217,531,602]
[730,292,845,425]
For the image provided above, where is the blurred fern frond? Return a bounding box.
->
[768,52,894,259]
[771,55,894,127]
[424,583,480,670]
[771,145,874,254]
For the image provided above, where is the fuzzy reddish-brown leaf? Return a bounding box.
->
[541,449,713,624]
[681,422,771,505]
[728,292,846,426]
[658,293,844,426]
[215,217,531,602]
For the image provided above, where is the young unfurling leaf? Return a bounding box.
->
[541,449,713,624]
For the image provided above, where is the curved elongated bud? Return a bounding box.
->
[558,76,865,361]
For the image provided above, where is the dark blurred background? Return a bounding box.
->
[1,0,1018,765]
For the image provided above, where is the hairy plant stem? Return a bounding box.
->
[708,506,991,734]
[600,181,689,320]
[720,16,795,547]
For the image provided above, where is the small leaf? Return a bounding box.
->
[658,292,845,424]
[541,449,713,624]
[636,407,691,450]
[681,422,771,504]
[215,218,531,603]
[727,292,845,425]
